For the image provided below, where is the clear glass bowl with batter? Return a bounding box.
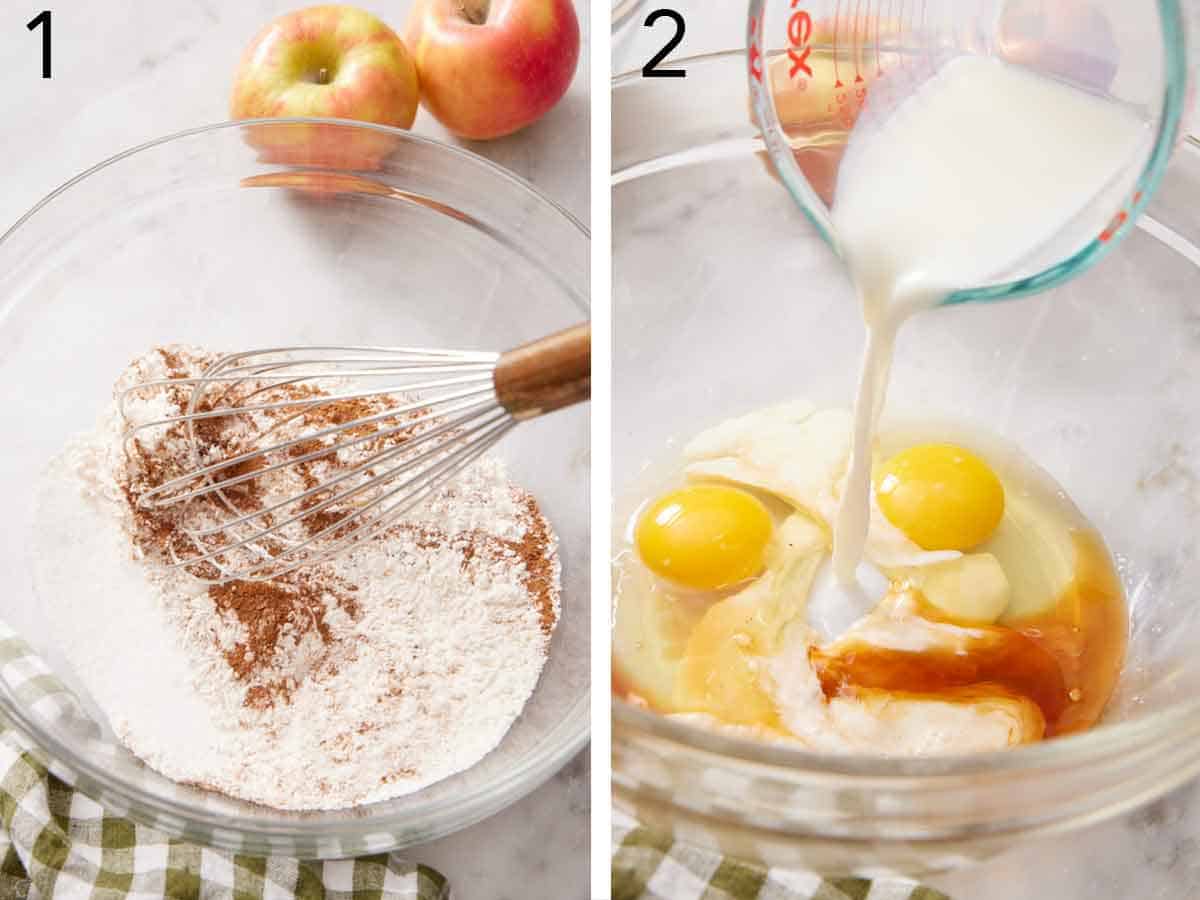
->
[0,119,589,856]
[613,50,1200,875]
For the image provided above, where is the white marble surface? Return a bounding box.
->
[929,778,1200,900]
[613,6,1200,900]
[0,3,589,898]
[1,0,589,223]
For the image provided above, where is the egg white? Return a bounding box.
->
[682,401,958,570]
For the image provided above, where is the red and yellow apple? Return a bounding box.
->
[405,0,579,141]
[230,5,420,169]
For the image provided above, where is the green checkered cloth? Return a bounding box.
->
[612,813,949,900]
[0,624,449,899]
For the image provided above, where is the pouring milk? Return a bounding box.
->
[827,55,1150,588]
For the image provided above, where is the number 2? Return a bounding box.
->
[27,10,51,79]
[642,9,686,79]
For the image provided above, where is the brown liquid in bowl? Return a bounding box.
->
[810,532,1126,737]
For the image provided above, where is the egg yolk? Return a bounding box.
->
[876,443,1005,551]
[635,484,773,590]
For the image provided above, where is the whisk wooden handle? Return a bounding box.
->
[494,323,591,420]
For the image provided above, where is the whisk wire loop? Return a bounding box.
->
[171,413,515,583]
[118,326,588,583]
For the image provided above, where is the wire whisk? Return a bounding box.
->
[118,324,589,583]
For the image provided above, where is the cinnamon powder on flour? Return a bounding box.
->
[115,345,560,712]
[39,344,561,811]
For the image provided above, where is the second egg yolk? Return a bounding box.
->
[635,484,773,590]
[876,443,1005,551]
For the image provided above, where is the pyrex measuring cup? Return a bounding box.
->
[747,0,1191,305]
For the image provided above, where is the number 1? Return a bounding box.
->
[27,10,51,79]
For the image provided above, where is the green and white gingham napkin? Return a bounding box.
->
[0,624,449,900]
[611,812,950,900]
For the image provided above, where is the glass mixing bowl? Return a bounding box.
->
[612,0,649,58]
[613,50,1200,876]
[613,0,645,32]
[0,119,589,857]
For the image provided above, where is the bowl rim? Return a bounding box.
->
[612,0,647,32]
[0,116,590,246]
[611,48,1200,783]
[0,117,590,842]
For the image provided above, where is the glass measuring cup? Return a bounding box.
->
[747,0,1191,305]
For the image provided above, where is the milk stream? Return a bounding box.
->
[829,55,1148,585]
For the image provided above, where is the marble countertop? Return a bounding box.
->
[0,3,589,899]
[614,6,1200,900]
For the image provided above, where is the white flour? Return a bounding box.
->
[31,347,560,810]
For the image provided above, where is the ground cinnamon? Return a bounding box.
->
[454,494,558,636]
[117,345,559,713]
[511,495,558,635]
[208,574,359,709]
